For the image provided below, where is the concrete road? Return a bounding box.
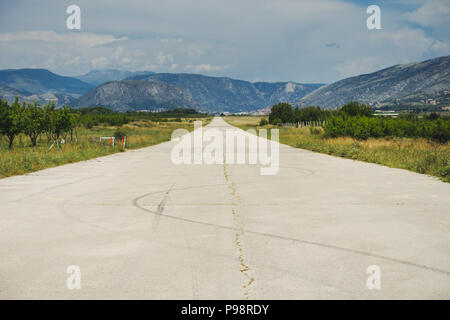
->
[0,117,449,299]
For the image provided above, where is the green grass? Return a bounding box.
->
[0,118,211,178]
[224,116,450,183]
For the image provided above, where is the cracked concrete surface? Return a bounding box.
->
[0,117,449,299]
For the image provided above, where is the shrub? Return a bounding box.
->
[294,106,329,122]
[324,116,345,137]
[114,128,128,140]
[309,127,322,135]
[439,166,450,179]
[259,118,268,126]
[340,101,373,117]
[269,103,294,124]
[272,118,282,126]
[324,114,449,142]
[430,118,450,143]
[426,113,440,120]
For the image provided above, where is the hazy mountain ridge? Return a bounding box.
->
[0,68,321,111]
[0,69,93,95]
[75,69,155,86]
[0,68,92,107]
[297,55,450,109]
[0,84,76,106]
[126,73,322,112]
[75,80,200,112]
[2,55,447,113]
[253,81,323,106]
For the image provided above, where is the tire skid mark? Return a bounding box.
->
[131,165,314,198]
[153,183,175,228]
[134,193,450,277]
[60,197,348,288]
[224,163,255,299]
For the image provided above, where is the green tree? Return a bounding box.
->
[23,102,45,147]
[0,99,8,143]
[340,101,373,117]
[294,106,327,122]
[324,116,345,137]
[269,103,294,124]
[42,102,56,141]
[47,105,71,142]
[69,112,80,142]
[0,98,24,149]
[431,118,449,143]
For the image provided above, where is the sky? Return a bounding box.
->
[0,0,448,83]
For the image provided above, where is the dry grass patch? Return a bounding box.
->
[0,117,212,178]
[223,116,449,182]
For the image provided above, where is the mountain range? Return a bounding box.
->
[297,55,450,109]
[0,68,323,112]
[0,68,91,106]
[125,73,322,112]
[0,68,92,96]
[0,85,76,106]
[0,55,448,112]
[76,80,199,112]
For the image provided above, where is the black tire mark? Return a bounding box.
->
[153,183,175,228]
[134,192,450,277]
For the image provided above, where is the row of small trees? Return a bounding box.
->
[324,114,449,142]
[0,100,209,149]
[267,102,449,142]
[268,101,374,125]
[0,98,79,148]
[268,103,333,124]
[77,106,207,128]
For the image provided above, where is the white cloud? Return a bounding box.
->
[185,64,222,73]
[0,0,448,82]
[91,56,108,69]
[142,64,158,71]
[369,29,434,53]
[155,52,174,65]
[67,56,81,65]
[405,0,450,27]
[0,31,127,47]
[429,40,449,52]
[333,28,441,78]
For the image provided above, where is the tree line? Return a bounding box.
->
[268,102,449,143]
[268,103,335,125]
[78,106,207,128]
[0,98,78,148]
[0,100,209,149]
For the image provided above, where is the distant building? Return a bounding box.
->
[373,110,399,117]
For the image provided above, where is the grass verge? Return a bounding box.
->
[223,116,450,183]
[0,118,211,178]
